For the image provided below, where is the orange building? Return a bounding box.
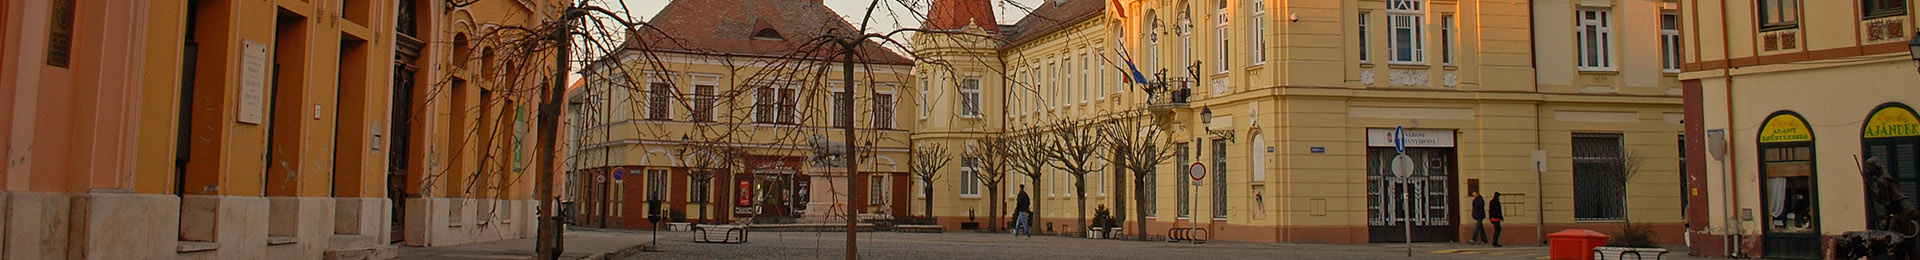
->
[1,0,565,258]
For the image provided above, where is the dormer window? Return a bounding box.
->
[753,28,784,40]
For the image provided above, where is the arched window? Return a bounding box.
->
[1862,103,1919,225]
[753,28,783,40]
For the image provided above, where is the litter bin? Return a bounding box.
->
[1548,229,1612,260]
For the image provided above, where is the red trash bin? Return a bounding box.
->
[1548,229,1612,260]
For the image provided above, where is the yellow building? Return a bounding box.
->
[1681,0,1917,258]
[912,0,1687,244]
[571,0,918,227]
[1,0,563,258]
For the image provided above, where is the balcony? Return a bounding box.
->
[1145,77,1193,111]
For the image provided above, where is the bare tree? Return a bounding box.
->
[1006,129,1052,233]
[911,143,954,221]
[1099,109,1176,241]
[967,136,1015,232]
[1040,117,1109,236]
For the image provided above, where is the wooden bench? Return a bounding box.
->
[693,225,748,244]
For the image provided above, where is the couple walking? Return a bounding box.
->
[1470,191,1504,247]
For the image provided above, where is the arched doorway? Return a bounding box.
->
[1757,111,1818,259]
[1862,103,1918,227]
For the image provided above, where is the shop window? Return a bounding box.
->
[1573,133,1626,221]
[1863,104,1919,227]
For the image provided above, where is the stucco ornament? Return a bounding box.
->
[1443,72,1459,88]
[1389,69,1428,87]
[1360,70,1375,85]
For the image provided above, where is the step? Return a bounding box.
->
[322,244,398,260]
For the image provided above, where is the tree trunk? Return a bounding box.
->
[988,186,1001,232]
[1030,174,1042,234]
[1113,167,1127,237]
[1075,175,1087,238]
[1134,171,1149,241]
[923,179,934,222]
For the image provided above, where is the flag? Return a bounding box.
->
[1113,39,1150,84]
[1109,0,1128,18]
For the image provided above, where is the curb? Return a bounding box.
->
[583,243,648,260]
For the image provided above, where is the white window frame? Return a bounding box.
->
[1359,11,1371,63]
[1215,0,1229,73]
[1147,17,1161,77]
[1441,14,1455,65]
[960,157,982,197]
[959,77,982,117]
[918,77,930,119]
[1251,0,1267,65]
[1387,0,1425,64]
[1079,52,1090,103]
[1577,9,1614,71]
[692,84,716,122]
[1180,15,1193,71]
[830,87,851,128]
[1661,13,1681,73]
[870,175,889,205]
[647,81,674,120]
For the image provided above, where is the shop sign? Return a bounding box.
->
[1760,114,1813,143]
[1367,128,1455,148]
[1864,106,1920,138]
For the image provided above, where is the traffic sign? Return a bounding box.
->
[1189,162,1207,181]
[596,175,606,183]
[1394,126,1406,154]
[1391,154,1415,178]
[613,168,626,181]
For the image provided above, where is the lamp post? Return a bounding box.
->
[1908,31,1919,76]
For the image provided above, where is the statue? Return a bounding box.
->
[808,134,848,167]
[1837,157,1919,260]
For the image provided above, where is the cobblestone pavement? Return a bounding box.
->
[619,230,1670,260]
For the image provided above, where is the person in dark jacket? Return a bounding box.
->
[1488,192,1505,247]
[1470,191,1487,245]
[1016,185,1033,237]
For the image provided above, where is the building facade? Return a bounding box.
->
[571,0,918,228]
[912,0,1688,244]
[1680,0,1917,259]
[0,0,562,258]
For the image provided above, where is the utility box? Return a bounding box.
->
[1549,229,1612,260]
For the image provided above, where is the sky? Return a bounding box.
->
[597,0,1048,34]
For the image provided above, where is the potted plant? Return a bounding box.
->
[1593,222,1668,260]
[1090,205,1113,239]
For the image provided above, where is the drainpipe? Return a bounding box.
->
[1717,0,1741,256]
[1527,0,1545,245]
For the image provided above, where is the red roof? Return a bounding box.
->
[629,0,912,65]
[1002,0,1105,48]
[925,0,998,33]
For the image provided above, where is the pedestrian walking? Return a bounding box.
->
[1470,191,1487,245]
[1016,185,1033,237]
[1488,192,1504,247]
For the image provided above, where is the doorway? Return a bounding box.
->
[1366,147,1458,243]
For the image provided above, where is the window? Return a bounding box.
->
[832,90,850,127]
[1577,9,1613,70]
[1388,0,1424,64]
[646,169,668,201]
[1865,0,1907,17]
[871,175,888,205]
[874,92,894,129]
[1678,135,1687,218]
[961,157,982,197]
[648,83,672,120]
[1176,142,1191,218]
[1065,57,1075,103]
[1763,146,1815,233]
[1099,51,1108,96]
[1359,11,1371,63]
[778,87,797,123]
[1661,13,1681,73]
[1758,0,1799,30]
[1213,139,1228,219]
[1080,53,1089,103]
[1049,63,1058,108]
[612,179,624,217]
[513,106,527,171]
[691,172,710,203]
[693,85,716,122]
[1251,0,1267,65]
[919,77,930,119]
[1573,133,1626,221]
[960,78,982,117]
[1215,0,1229,72]
[1441,14,1455,65]
[755,86,775,123]
[1148,16,1161,76]
[1180,15,1193,71]
[1145,143,1159,217]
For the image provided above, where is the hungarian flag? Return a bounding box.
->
[1113,39,1150,85]
[1110,0,1128,18]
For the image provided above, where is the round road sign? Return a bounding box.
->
[1390,154,1415,178]
[1189,162,1207,181]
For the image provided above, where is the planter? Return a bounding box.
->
[1592,246,1668,260]
[1087,227,1106,239]
[668,222,693,232]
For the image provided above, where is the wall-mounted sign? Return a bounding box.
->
[1367,128,1455,148]
[737,180,753,206]
[237,39,267,124]
[1759,113,1813,143]
[1864,106,1919,138]
[1310,147,1326,154]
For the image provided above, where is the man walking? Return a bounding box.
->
[1015,184,1033,237]
[1488,192,1505,247]
[1470,191,1487,245]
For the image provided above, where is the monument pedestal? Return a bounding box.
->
[800,167,850,224]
